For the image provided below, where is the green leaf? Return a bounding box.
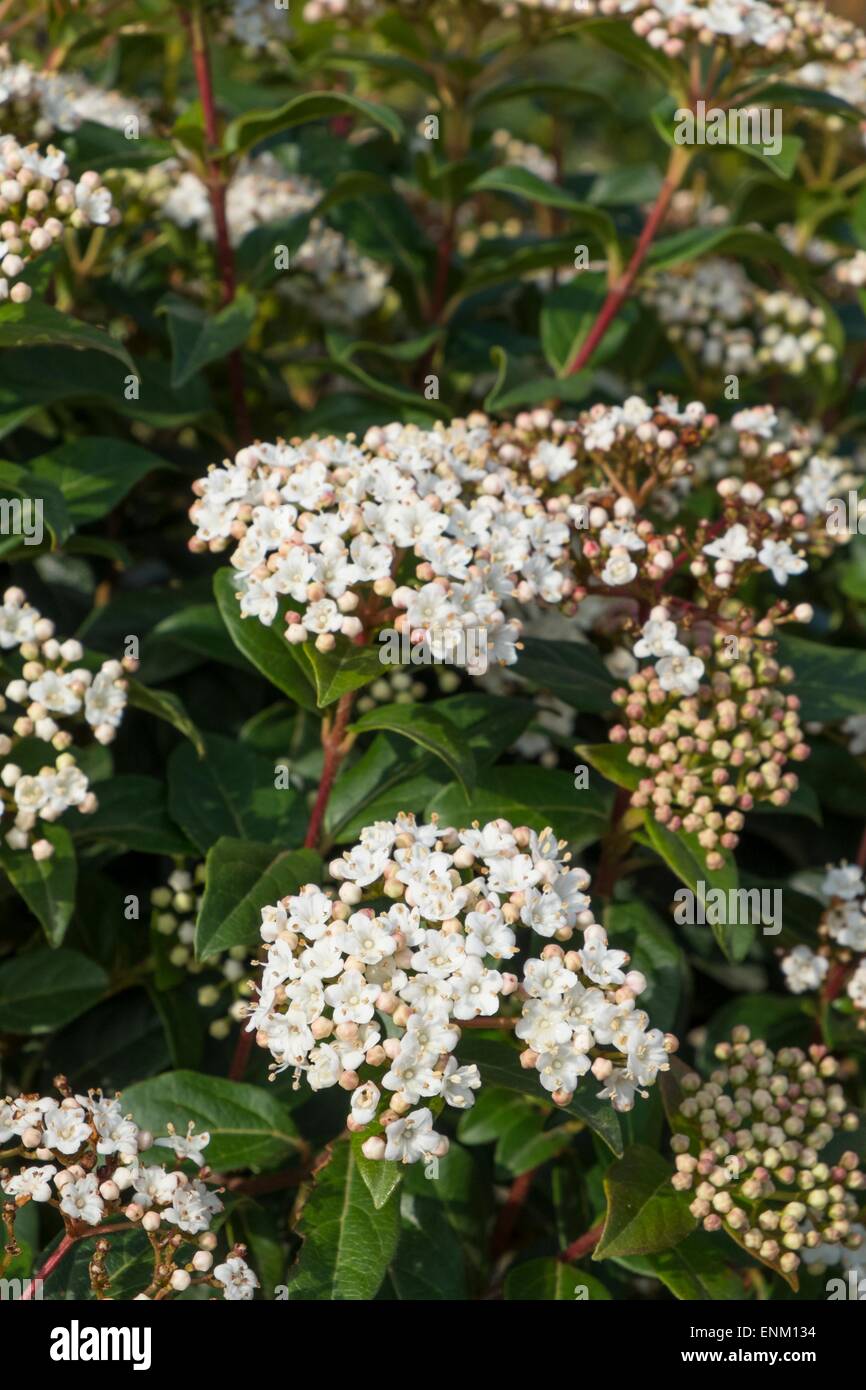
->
[44,1228,153,1300]
[470,78,611,112]
[575,742,641,790]
[0,824,77,947]
[0,463,72,556]
[0,300,134,369]
[582,18,684,91]
[427,766,612,855]
[349,703,475,793]
[214,569,317,710]
[638,816,748,962]
[614,1228,746,1300]
[739,133,804,180]
[541,274,635,376]
[504,1257,611,1300]
[122,1070,300,1172]
[457,1036,623,1156]
[297,636,387,708]
[25,437,171,525]
[777,634,866,721]
[0,948,107,1032]
[483,344,592,413]
[285,1139,401,1299]
[389,1187,468,1300]
[594,1144,696,1260]
[468,167,617,249]
[646,224,806,280]
[159,290,257,389]
[224,92,404,158]
[167,734,308,855]
[351,1131,403,1210]
[127,678,204,755]
[515,637,615,713]
[196,839,321,959]
[70,775,190,856]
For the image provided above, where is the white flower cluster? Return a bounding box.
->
[496,0,866,64]
[0,45,151,138]
[0,1088,258,1300]
[632,604,706,696]
[226,0,291,49]
[156,153,388,323]
[782,863,866,1015]
[189,416,580,671]
[0,134,115,303]
[247,815,673,1163]
[642,259,836,379]
[0,588,131,856]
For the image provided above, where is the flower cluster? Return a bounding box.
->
[612,608,808,868]
[0,588,133,856]
[0,45,151,138]
[153,153,389,323]
[0,1080,258,1300]
[670,1029,865,1283]
[781,862,866,1024]
[226,0,291,50]
[151,865,251,1040]
[0,133,116,303]
[642,260,836,380]
[499,0,866,66]
[246,815,673,1162]
[189,416,582,672]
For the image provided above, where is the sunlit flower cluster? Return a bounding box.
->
[0,1080,258,1300]
[189,416,582,672]
[0,588,133,856]
[642,259,836,379]
[670,1028,865,1283]
[0,133,116,303]
[781,862,866,1026]
[246,814,673,1161]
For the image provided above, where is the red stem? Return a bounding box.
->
[490,1169,535,1261]
[559,1220,603,1264]
[303,692,355,851]
[22,1231,74,1297]
[185,3,251,445]
[567,148,690,379]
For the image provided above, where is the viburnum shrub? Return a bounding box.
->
[1,0,865,1315]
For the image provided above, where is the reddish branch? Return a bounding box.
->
[558,1220,604,1264]
[184,3,251,444]
[567,147,691,380]
[490,1169,536,1262]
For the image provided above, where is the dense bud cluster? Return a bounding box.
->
[670,1028,865,1283]
[642,260,836,380]
[612,608,807,869]
[247,815,674,1162]
[0,133,116,302]
[0,589,134,857]
[151,865,251,1040]
[150,153,388,323]
[782,863,866,1024]
[1,1080,258,1299]
[0,45,151,138]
